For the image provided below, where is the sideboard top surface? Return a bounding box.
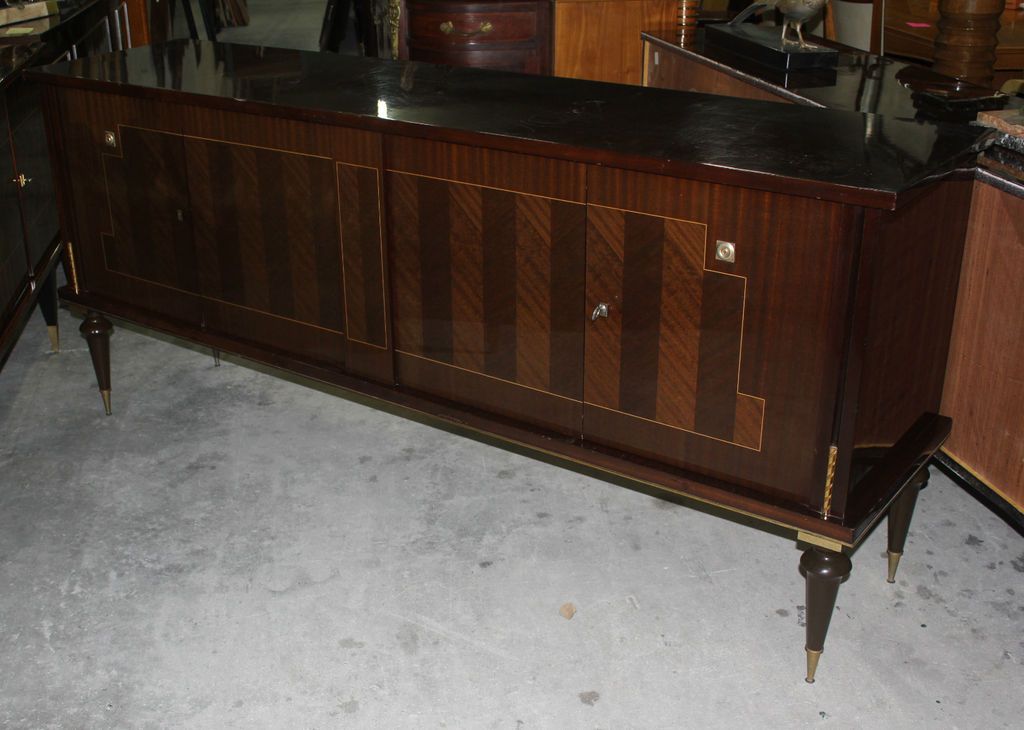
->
[30,40,987,208]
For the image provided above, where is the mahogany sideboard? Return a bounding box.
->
[30,40,987,682]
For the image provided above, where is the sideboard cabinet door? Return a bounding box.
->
[0,94,29,319]
[178,107,379,375]
[583,167,862,508]
[386,137,587,435]
[8,80,59,277]
[58,88,204,326]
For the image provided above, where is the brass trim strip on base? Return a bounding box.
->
[796,530,844,553]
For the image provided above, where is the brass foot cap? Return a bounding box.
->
[47,325,59,353]
[805,649,822,684]
[100,389,112,416]
[887,551,903,584]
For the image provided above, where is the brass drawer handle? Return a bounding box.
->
[439,20,494,37]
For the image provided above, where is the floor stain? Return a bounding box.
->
[965,534,984,547]
[338,638,365,649]
[578,691,600,706]
[776,608,790,617]
[397,625,419,656]
[1011,552,1024,573]
[797,605,806,627]
[340,699,359,714]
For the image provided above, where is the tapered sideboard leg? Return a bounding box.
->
[80,311,113,415]
[38,268,60,352]
[799,546,852,683]
[887,467,928,583]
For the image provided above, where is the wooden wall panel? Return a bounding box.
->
[584,166,859,508]
[940,181,1024,513]
[554,0,677,84]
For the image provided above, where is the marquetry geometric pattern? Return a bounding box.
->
[388,171,586,399]
[585,205,764,450]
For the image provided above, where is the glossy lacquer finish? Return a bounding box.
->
[30,40,987,209]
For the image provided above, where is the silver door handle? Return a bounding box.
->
[591,302,609,321]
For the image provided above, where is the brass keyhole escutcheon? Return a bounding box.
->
[104,130,117,148]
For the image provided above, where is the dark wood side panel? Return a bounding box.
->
[387,137,586,434]
[834,178,973,519]
[584,166,860,509]
[55,88,204,326]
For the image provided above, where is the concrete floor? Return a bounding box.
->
[1,305,1022,728]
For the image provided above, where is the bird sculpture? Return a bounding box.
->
[729,0,830,49]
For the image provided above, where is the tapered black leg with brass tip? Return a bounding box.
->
[800,547,852,683]
[887,467,928,583]
[80,311,113,415]
[38,269,60,352]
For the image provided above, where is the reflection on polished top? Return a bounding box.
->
[0,0,119,88]
[31,39,989,206]
[643,29,1012,122]
[0,40,45,88]
[643,29,1024,198]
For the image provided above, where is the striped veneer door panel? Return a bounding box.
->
[585,166,859,507]
[186,136,347,368]
[388,170,586,434]
[585,206,763,450]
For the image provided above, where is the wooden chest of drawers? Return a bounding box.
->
[406,0,551,74]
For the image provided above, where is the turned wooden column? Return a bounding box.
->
[933,0,1004,88]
